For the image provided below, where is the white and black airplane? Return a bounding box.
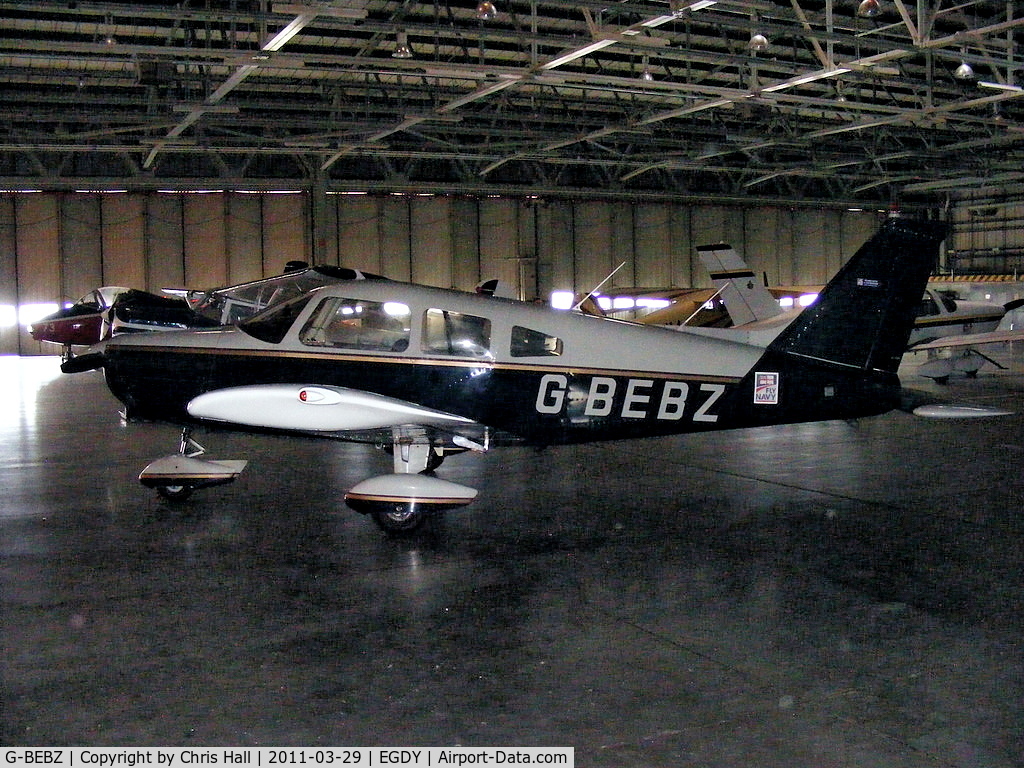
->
[63,217,1005,534]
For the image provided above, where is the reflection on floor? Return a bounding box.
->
[2,351,1023,765]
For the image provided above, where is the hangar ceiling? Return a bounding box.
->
[1,0,1022,205]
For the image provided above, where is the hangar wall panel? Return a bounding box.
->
[15,196,61,354]
[451,198,481,292]
[792,212,834,286]
[535,202,575,299]
[609,204,635,289]
[573,201,615,292]
[744,208,782,287]
[60,195,103,303]
[379,197,411,281]
[0,197,17,353]
[634,203,676,290]
[478,198,521,292]
[184,194,227,289]
[261,194,307,272]
[101,195,146,290]
[336,195,383,275]
[0,191,903,356]
[411,197,453,289]
[225,193,264,285]
[146,195,185,291]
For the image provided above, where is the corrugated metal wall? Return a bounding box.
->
[0,191,883,355]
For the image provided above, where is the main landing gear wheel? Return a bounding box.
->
[155,484,194,502]
[371,502,428,534]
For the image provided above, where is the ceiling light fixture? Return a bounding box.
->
[954,61,975,80]
[748,33,769,51]
[640,56,654,81]
[392,31,413,59]
[857,0,880,18]
[476,1,497,20]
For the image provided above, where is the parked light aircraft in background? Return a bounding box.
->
[644,243,1024,382]
[30,286,129,354]
[30,286,205,360]
[29,265,382,358]
[63,218,1009,535]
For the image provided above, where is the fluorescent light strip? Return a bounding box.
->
[978,81,1024,94]
[761,67,851,93]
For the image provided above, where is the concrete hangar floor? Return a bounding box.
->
[2,347,1023,766]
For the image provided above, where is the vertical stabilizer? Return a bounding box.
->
[697,244,783,326]
[767,218,948,374]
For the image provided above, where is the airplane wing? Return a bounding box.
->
[910,328,1024,351]
[187,384,478,434]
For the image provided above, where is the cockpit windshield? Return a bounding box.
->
[192,266,387,325]
[238,293,316,344]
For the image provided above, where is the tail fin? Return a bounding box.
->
[697,244,783,326]
[767,217,948,374]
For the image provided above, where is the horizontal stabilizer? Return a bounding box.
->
[900,388,1013,418]
[911,403,1014,418]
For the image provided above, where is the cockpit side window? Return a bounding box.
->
[422,309,492,358]
[238,293,316,344]
[511,326,563,357]
[299,297,411,352]
[918,296,940,317]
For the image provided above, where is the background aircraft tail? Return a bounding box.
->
[697,244,783,326]
[767,217,948,375]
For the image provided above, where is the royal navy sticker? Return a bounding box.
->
[753,372,779,405]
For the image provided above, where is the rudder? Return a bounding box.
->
[767,217,948,375]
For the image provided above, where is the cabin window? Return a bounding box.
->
[422,309,492,358]
[299,297,411,352]
[510,326,563,357]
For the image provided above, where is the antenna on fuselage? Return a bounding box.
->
[572,261,627,312]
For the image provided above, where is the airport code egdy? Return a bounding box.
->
[3,749,574,767]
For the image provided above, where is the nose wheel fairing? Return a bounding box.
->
[138,429,248,501]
